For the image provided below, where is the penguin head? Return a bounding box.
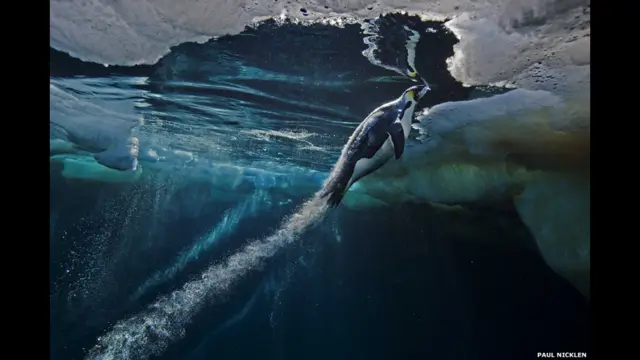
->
[403,84,430,102]
[407,70,429,86]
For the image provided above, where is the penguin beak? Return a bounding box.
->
[415,85,430,100]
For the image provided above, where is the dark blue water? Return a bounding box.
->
[50,13,590,360]
[50,174,589,360]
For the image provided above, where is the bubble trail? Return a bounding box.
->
[131,190,272,301]
[85,195,329,360]
[361,21,422,80]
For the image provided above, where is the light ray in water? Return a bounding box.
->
[86,195,329,360]
[131,190,272,301]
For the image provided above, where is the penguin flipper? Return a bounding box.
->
[388,121,405,159]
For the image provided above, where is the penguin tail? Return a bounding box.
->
[316,165,352,208]
[322,187,347,208]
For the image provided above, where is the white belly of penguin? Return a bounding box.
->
[351,140,394,185]
[348,102,415,188]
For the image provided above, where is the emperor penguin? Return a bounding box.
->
[317,84,430,207]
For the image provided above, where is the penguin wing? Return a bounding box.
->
[387,100,413,159]
[387,120,405,159]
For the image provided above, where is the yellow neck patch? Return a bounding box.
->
[406,90,415,100]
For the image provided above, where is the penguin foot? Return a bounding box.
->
[323,189,346,208]
[317,184,347,208]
